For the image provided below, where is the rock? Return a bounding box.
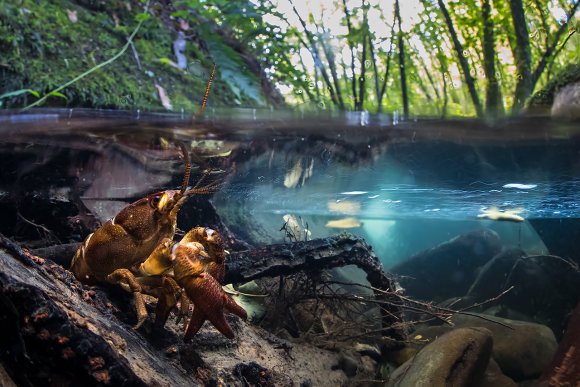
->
[528,218,580,264]
[527,63,580,115]
[462,247,580,337]
[387,327,493,387]
[391,229,502,301]
[537,301,580,387]
[478,358,517,387]
[551,82,580,118]
[450,314,557,381]
[466,248,526,301]
[409,324,454,348]
[502,255,579,336]
[384,346,418,367]
[480,305,535,324]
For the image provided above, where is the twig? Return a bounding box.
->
[129,40,142,71]
[350,281,516,329]
[527,254,580,272]
[458,286,515,312]
[17,212,60,244]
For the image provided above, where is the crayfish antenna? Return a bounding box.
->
[177,142,191,195]
[184,175,225,197]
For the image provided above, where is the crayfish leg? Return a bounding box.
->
[106,268,148,329]
[135,275,182,329]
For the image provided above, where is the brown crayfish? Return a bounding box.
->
[70,143,247,340]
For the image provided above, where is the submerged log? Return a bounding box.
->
[0,233,403,385]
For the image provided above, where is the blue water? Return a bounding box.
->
[1,109,578,266]
[223,180,580,220]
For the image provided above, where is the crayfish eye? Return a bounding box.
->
[150,195,162,209]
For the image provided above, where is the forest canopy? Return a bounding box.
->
[0,0,578,117]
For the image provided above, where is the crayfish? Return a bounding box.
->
[70,143,247,340]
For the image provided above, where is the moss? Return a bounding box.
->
[0,0,256,110]
[528,64,580,108]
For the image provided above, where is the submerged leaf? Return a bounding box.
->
[325,218,362,229]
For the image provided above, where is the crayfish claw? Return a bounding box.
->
[180,272,246,341]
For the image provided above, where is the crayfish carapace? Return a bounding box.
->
[70,143,247,340]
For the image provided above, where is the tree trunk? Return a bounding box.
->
[342,0,358,110]
[395,0,409,119]
[288,0,340,108]
[509,0,533,113]
[357,4,368,111]
[530,1,580,91]
[368,34,381,111]
[482,0,503,118]
[437,0,484,117]
[317,25,345,110]
[377,7,397,113]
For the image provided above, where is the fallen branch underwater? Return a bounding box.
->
[225,233,407,345]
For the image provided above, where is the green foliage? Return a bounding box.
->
[0,89,39,108]
[528,63,580,106]
[2,0,578,116]
[203,33,264,105]
[0,0,258,110]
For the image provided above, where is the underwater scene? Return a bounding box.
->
[0,109,579,386]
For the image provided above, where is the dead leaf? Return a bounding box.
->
[284,159,303,188]
[325,217,362,229]
[327,200,361,215]
[154,84,173,110]
[67,9,78,23]
[179,19,190,31]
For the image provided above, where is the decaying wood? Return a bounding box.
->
[0,233,402,385]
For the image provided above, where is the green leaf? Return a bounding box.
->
[135,13,151,22]
[170,10,189,19]
[159,57,173,65]
[0,89,40,100]
[202,33,264,105]
[49,91,68,100]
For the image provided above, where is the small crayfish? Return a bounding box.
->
[70,143,247,340]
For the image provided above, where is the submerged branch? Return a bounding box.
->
[226,233,406,345]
